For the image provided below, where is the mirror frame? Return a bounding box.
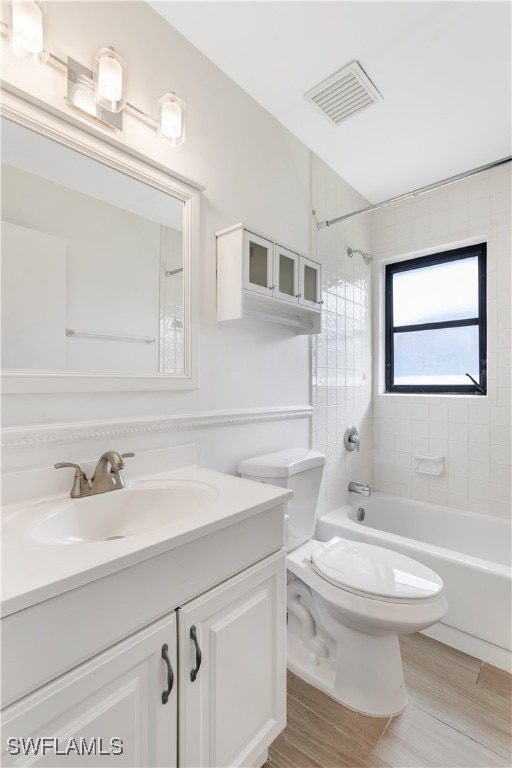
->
[1,90,201,392]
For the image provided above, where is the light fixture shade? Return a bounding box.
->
[94,47,126,113]
[9,0,48,63]
[158,93,186,146]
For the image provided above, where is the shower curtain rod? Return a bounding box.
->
[316,156,512,230]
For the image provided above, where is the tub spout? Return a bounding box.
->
[349,481,371,497]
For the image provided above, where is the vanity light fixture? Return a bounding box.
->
[9,0,48,63]
[4,1,186,145]
[159,93,185,146]
[94,46,126,113]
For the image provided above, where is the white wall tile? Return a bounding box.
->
[371,169,511,519]
[468,461,490,482]
[430,404,449,422]
[449,422,469,442]
[449,405,469,423]
[469,442,490,462]
[313,157,373,514]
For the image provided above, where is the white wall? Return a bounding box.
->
[1,1,314,472]
[311,157,373,515]
[371,163,511,519]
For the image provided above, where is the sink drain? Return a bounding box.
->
[105,535,125,541]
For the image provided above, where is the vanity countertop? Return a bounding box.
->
[1,447,292,618]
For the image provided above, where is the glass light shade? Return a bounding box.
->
[10,0,48,63]
[94,47,126,113]
[158,93,186,146]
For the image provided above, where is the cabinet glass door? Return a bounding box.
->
[273,245,300,304]
[299,257,322,309]
[244,231,273,296]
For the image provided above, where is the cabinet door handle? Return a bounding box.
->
[161,643,174,704]
[190,625,202,682]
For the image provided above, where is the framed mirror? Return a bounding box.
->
[0,92,200,392]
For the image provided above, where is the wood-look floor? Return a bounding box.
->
[269,633,512,768]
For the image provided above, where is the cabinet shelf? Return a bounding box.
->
[216,223,322,335]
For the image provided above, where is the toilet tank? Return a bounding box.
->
[238,449,325,551]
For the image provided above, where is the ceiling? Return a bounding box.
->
[150,1,511,203]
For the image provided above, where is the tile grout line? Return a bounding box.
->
[406,700,512,763]
[375,712,395,747]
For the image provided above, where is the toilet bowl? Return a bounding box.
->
[238,449,448,717]
[286,538,447,715]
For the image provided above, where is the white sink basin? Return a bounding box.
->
[28,480,218,545]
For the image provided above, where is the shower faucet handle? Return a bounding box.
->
[344,426,360,452]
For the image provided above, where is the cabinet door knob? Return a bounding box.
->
[295,293,302,299]
[161,643,174,704]
[317,299,324,305]
[190,625,202,682]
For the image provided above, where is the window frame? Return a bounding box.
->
[385,243,487,395]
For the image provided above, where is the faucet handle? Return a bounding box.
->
[344,426,360,452]
[54,461,86,476]
[115,452,135,470]
[54,462,90,498]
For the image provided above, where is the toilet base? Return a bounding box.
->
[287,621,408,717]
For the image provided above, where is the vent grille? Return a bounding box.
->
[305,61,382,125]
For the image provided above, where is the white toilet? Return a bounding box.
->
[238,448,448,717]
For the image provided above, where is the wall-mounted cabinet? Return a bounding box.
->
[217,224,322,334]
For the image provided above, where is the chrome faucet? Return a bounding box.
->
[348,481,371,497]
[55,451,135,498]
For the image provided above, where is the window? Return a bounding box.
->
[385,243,487,394]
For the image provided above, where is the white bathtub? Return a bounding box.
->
[316,494,512,671]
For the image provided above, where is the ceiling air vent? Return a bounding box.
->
[305,61,382,125]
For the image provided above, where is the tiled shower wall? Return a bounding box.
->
[312,156,373,515]
[371,163,511,518]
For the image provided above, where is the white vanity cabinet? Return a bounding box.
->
[179,552,285,768]
[1,614,178,767]
[1,505,287,768]
[217,223,322,333]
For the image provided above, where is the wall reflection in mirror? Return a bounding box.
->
[1,118,185,375]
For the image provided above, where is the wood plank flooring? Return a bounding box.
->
[269,633,512,768]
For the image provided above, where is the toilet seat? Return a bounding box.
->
[310,537,444,601]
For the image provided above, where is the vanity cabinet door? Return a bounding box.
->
[244,231,274,297]
[1,614,177,768]
[178,550,286,768]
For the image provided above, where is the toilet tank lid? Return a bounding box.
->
[238,449,325,478]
